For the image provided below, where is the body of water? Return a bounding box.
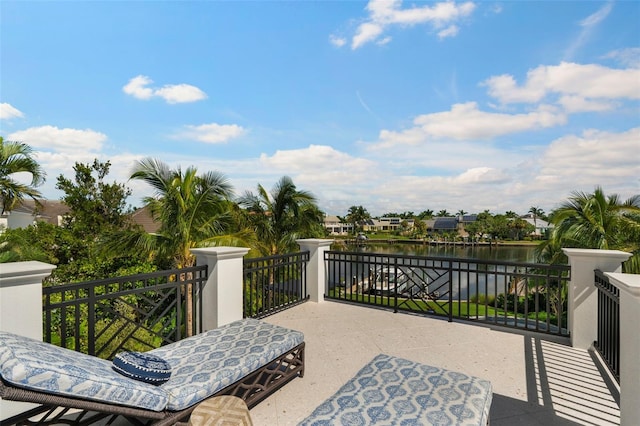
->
[328,242,543,300]
[338,241,539,263]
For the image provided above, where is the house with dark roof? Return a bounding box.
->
[0,200,70,230]
[130,205,161,233]
[424,217,458,233]
[1,200,162,235]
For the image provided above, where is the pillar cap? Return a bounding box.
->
[191,247,250,260]
[296,238,334,247]
[0,261,57,287]
[562,248,631,261]
[606,272,640,298]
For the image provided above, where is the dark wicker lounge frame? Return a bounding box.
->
[1,342,305,426]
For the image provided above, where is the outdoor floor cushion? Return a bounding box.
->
[0,318,304,425]
[299,354,492,426]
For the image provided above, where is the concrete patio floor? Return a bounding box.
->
[250,300,620,426]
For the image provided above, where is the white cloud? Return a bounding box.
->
[557,95,616,113]
[352,22,384,49]
[357,128,639,215]
[376,36,392,46]
[329,34,347,47]
[174,123,246,144]
[7,126,107,153]
[123,75,207,104]
[454,167,510,184]
[347,0,476,49]
[437,25,459,39]
[539,127,640,183]
[132,126,639,217]
[260,145,374,181]
[482,62,640,105]
[603,47,640,68]
[564,2,613,61]
[0,103,24,120]
[122,75,155,100]
[154,84,208,104]
[580,2,613,28]
[372,102,566,147]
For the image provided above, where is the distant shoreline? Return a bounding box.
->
[335,238,540,247]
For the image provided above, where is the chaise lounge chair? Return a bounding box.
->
[0,319,305,425]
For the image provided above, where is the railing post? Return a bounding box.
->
[0,261,56,421]
[297,239,333,303]
[191,247,250,330]
[562,249,631,350]
[606,273,640,426]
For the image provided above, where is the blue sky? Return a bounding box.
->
[1,1,639,217]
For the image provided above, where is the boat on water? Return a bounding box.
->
[353,266,435,298]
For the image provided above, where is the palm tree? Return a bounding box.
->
[129,158,237,334]
[528,206,544,236]
[547,187,640,272]
[418,210,434,220]
[550,188,639,249]
[130,158,236,268]
[239,176,324,256]
[344,205,371,235]
[0,137,45,214]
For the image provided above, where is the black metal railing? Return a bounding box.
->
[325,251,570,336]
[594,270,620,383]
[42,265,207,359]
[243,251,309,319]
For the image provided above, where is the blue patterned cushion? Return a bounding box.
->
[0,331,169,411]
[113,351,171,385]
[150,318,305,411]
[299,354,492,426]
[0,319,304,413]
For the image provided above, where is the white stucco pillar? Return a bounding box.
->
[606,273,640,426]
[563,248,631,350]
[191,247,249,331]
[297,239,333,303]
[0,261,56,421]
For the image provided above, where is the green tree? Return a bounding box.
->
[49,160,148,283]
[0,223,56,263]
[343,205,371,235]
[129,158,236,268]
[545,187,640,272]
[489,214,511,240]
[129,158,238,335]
[508,217,534,241]
[239,176,324,256]
[56,160,132,236]
[0,137,45,213]
[528,206,545,235]
[437,209,452,217]
[412,219,427,238]
[551,188,639,250]
[417,210,434,220]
